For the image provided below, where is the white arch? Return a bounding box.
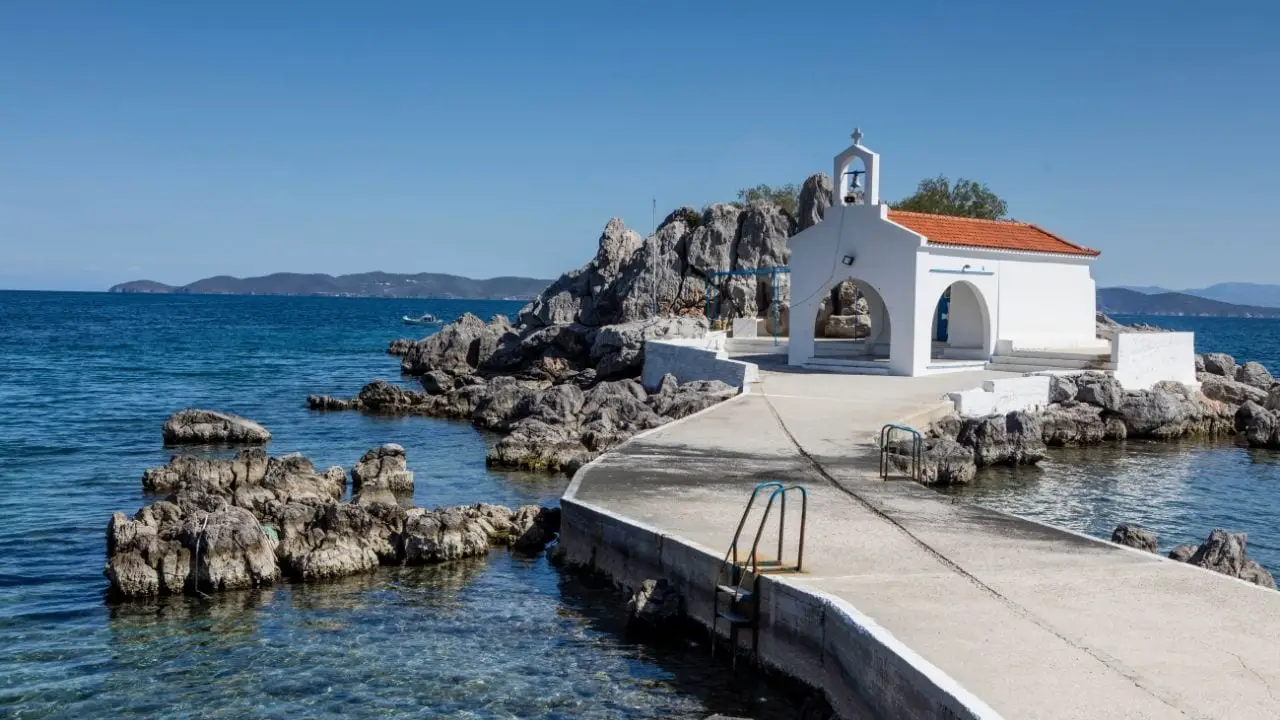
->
[931,280,993,361]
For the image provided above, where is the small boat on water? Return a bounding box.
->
[402,312,442,326]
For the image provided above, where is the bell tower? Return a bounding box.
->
[832,127,880,208]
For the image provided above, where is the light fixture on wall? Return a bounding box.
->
[962,264,971,271]
[841,254,855,266]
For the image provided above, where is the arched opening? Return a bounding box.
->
[931,281,990,360]
[813,279,891,359]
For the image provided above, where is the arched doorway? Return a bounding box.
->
[813,278,891,359]
[931,281,990,360]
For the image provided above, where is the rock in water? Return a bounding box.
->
[1168,543,1198,562]
[1186,529,1248,578]
[1240,560,1278,590]
[625,578,685,640]
[350,444,413,503]
[1198,374,1268,406]
[956,411,1046,466]
[1111,524,1158,553]
[182,505,279,592]
[402,508,491,564]
[1040,403,1106,446]
[162,409,271,446]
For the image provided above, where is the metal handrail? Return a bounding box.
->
[879,423,923,481]
[720,481,783,575]
[741,485,808,577]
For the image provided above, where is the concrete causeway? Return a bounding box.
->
[563,369,1280,719]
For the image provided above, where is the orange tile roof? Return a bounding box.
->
[887,210,1100,257]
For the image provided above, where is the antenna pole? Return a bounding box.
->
[651,197,658,316]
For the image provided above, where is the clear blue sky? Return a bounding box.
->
[1,1,1276,291]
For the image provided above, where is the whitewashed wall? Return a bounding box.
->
[947,376,1051,418]
[641,338,758,391]
[1111,332,1198,390]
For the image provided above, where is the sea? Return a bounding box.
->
[3,293,1280,718]
[0,291,795,720]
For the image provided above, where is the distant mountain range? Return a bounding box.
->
[108,272,552,300]
[1112,282,1280,309]
[1097,287,1280,318]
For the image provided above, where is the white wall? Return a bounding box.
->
[787,202,923,375]
[990,255,1097,348]
[947,376,1051,418]
[1111,332,1198,390]
[642,338,758,391]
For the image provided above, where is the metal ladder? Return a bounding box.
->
[879,423,923,481]
[712,481,808,668]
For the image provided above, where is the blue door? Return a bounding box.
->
[934,289,951,342]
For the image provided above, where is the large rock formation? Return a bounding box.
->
[162,409,271,446]
[1111,524,1276,589]
[105,447,560,598]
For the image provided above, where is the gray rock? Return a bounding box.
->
[1235,400,1268,434]
[1187,529,1248,578]
[274,502,389,580]
[1111,524,1158,553]
[1040,403,1106,446]
[625,578,685,640]
[400,313,511,376]
[1195,354,1206,373]
[648,374,737,419]
[486,419,592,473]
[916,439,977,486]
[1202,352,1237,378]
[1199,374,1267,406]
[685,204,741,276]
[797,173,833,231]
[1118,383,1229,439]
[956,411,1046,466]
[182,505,279,593]
[350,444,413,503]
[472,377,540,431]
[421,370,455,395]
[589,317,707,380]
[402,507,492,564]
[509,505,561,552]
[1168,543,1198,562]
[162,409,271,446]
[386,338,415,356]
[1074,373,1123,411]
[1048,375,1078,405]
[824,313,871,339]
[1241,560,1278,589]
[1236,361,1274,390]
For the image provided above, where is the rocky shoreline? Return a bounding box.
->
[1111,523,1275,589]
[106,413,559,599]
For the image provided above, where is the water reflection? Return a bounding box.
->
[942,438,1280,571]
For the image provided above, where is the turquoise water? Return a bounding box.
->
[0,291,790,719]
[946,314,1280,571]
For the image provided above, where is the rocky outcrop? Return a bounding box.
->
[162,409,271,446]
[1236,361,1275,390]
[350,444,413,505]
[1202,352,1237,378]
[386,338,415,356]
[1095,313,1164,341]
[1111,524,1158,553]
[1198,373,1268,406]
[916,439,978,486]
[314,374,734,476]
[105,447,560,598]
[955,411,1046,466]
[1111,525,1276,590]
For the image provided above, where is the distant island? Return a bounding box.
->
[1097,287,1280,318]
[1111,282,1280,309]
[109,272,552,300]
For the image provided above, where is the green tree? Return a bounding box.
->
[736,183,800,215]
[890,176,1008,219]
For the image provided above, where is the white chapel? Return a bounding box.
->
[786,130,1104,377]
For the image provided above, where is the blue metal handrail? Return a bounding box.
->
[879,423,923,481]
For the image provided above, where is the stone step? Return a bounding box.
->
[802,358,892,375]
[989,355,1115,371]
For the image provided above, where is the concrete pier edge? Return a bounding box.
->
[561,385,1002,719]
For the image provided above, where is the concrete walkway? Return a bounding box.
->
[571,369,1280,719]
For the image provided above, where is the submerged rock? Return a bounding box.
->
[162,409,271,446]
[625,578,685,641]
